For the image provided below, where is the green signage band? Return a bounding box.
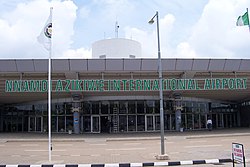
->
[5,78,247,93]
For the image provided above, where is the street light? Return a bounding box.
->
[148,11,169,160]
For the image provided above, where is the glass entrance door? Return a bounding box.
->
[29,116,43,132]
[91,116,100,133]
[36,117,42,132]
[146,115,154,131]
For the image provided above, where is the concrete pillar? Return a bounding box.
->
[72,94,81,134]
[174,93,182,132]
[0,115,3,132]
[73,111,80,134]
[175,100,182,131]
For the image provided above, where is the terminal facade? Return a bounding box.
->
[0,39,250,133]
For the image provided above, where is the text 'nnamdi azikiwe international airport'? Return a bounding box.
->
[5,77,247,92]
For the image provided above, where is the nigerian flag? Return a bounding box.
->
[236,11,249,26]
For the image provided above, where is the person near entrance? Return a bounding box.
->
[207,117,212,131]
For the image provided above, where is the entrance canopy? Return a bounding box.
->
[0,58,250,104]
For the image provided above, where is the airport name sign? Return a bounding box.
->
[5,77,247,92]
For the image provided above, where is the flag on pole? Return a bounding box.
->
[37,7,53,162]
[236,11,249,26]
[37,10,52,50]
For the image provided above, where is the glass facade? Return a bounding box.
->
[0,98,241,133]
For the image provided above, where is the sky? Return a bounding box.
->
[0,0,250,59]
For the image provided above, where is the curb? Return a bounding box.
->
[0,158,232,167]
[106,137,167,142]
[2,139,85,143]
[185,133,250,139]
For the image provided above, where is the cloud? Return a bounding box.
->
[2,0,250,60]
[124,26,155,58]
[175,42,197,58]
[123,0,250,59]
[0,0,90,59]
[124,13,176,58]
[79,6,90,19]
[185,0,250,58]
[63,48,91,59]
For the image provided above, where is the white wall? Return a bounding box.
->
[92,38,141,59]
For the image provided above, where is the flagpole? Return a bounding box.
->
[247,8,250,32]
[48,7,53,162]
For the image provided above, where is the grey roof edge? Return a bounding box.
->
[0,58,249,72]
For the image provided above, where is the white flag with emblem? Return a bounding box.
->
[37,8,52,51]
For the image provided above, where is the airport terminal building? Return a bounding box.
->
[1,38,250,133]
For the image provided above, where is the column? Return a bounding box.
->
[174,93,182,131]
[73,110,80,134]
[0,114,3,132]
[72,94,81,134]
[71,102,80,134]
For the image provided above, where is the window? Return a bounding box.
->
[119,115,127,132]
[137,115,145,131]
[128,101,136,114]
[101,101,109,114]
[119,101,127,114]
[110,101,119,114]
[82,102,91,114]
[146,100,154,114]
[92,101,100,114]
[137,101,145,113]
[128,115,136,131]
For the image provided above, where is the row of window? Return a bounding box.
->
[1,112,238,133]
[0,100,238,117]
[241,101,250,106]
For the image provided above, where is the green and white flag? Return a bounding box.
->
[236,11,249,26]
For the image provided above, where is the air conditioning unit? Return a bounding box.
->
[71,107,81,112]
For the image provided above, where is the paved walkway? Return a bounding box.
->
[0,128,250,166]
[1,128,250,141]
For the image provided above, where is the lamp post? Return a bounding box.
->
[149,11,168,159]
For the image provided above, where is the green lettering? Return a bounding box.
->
[187,79,194,90]
[152,80,159,90]
[65,80,70,92]
[170,79,177,90]
[75,80,82,91]
[243,78,247,89]
[56,80,64,91]
[209,79,214,89]
[236,78,242,89]
[129,80,134,91]
[178,79,186,90]
[113,80,121,91]
[14,80,21,92]
[88,80,97,91]
[30,80,41,92]
[83,80,87,90]
[135,80,142,90]
[99,80,104,91]
[5,80,13,92]
[195,80,200,90]
[122,80,127,91]
[204,79,211,90]
[165,79,170,90]
[215,79,221,89]
[41,80,47,92]
[228,78,235,89]
[71,80,76,90]
[23,80,29,92]
[221,79,228,89]
[143,80,151,90]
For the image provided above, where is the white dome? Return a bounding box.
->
[92,38,141,59]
